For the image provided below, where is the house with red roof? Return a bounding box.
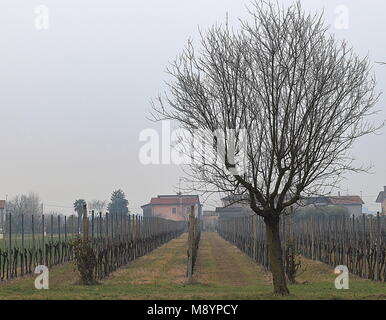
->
[376,186,386,216]
[305,194,364,217]
[141,194,202,221]
[327,195,364,217]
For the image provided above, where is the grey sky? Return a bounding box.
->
[0,0,384,214]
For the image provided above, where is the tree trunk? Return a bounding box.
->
[265,215,290,295]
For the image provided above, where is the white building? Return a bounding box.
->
[304,195,364,217]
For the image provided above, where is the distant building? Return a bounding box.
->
[376,186,386,216]
[215,206,253,218]
[215,194,254,218]
[141,194,202,221]
[327,196,364,217]
[302,196,330,207]
[304,195,364,217]
[202,210,218,232]
[216,193,365,218]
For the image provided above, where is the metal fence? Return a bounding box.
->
[0,212,186,281]
[217,213,386,282]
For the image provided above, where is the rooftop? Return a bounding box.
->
[305,195,364,206]
[328,196,364,205]
[376,186,386,203]
[141,194,200,207]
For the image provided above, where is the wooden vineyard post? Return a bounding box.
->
[82,204,88,242]
[32,214,35,249]
[9,212,12,254]
[253,214,257,261]
[187,205,195,283]
[352,215,356,274]
[42,214,45,266]
[362,214,366,278]
[282,215,286,264]
[375,212,380,281]
[91,210,94,241]
[106,213,108,250]
[64,215,67,243]
[99,212,102,241]
[58,215,61,242]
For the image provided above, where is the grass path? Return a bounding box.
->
[194,233,272,290]
[0,232,384,299]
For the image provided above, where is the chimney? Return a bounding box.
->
[338,191,341,197]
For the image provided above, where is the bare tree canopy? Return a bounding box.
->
[152,0,381,295]
[88,200,107,213]
[153,1,381,214]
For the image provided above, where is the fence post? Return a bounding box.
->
[58,215,61,242]
[42,214,45,265]
[21,213,24,252]
[91,210,94,241]
[375,212,380,281]
[187,205,195,283]
[72,215,75,239]
[106,213,109,243]
[8,212,12,252]
[82,204,88,242]
[64,215,67,242]
[32,214,35,249]
[362,214,366,277]
[253,214,257,261]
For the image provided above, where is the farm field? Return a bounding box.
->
[0,234,77,250]
[0,232,384,300]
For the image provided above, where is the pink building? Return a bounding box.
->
[141,194,202,221]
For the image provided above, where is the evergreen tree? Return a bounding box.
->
[107,190,129,218]
[74,199,86,218]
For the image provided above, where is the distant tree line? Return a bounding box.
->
[2,189,130,234]
[73,189,129,219]
[293,206,351,221]
[4,193,43,233]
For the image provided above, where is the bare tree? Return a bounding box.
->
[88,200,107,213]
[6,193,42,233]
[152,1,381,295]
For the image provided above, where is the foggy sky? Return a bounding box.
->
[0,0,385,214]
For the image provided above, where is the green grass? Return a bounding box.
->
[0,233,384,300]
